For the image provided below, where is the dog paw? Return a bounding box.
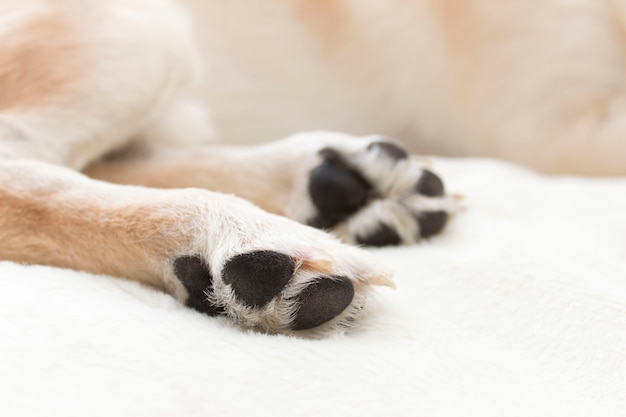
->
[284,132,461,245]
[166,197,393,335]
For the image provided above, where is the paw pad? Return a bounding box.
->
[416,169,445,197]
[176,249,364,333]
[367,141,408,162]
[416,211,449,238]
[308,148,371,229]
[174,256,224,316]
[290,276,355,331]
[222,250,295,307]
[304,137,457,245]
[356,223,401,247]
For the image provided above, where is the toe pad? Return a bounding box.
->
[291,276,355,331]
[222,251,296,307]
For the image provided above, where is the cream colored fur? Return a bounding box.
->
[0,0,404,335]
[3,0,624,172]
[0,0,623,333]
[180,0,626,175]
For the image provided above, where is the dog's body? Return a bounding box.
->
[0,0,623,334]
[183,0,626,175]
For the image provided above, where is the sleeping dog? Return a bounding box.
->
[180,0,626,176]
[0,0,460,335]
[2,0,622,334]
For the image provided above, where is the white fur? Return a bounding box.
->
[169,0,626,174]
[2,158,625,416]
[0,156,396,333]
[270,132,460,241]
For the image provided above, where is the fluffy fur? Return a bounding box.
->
[2,158,626,416]
[3,0,625,170]
[0,0,623,333]
[180,0,626,175]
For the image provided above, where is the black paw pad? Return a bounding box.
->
[356,223,401,247]
[416,169,445,197]
[367,141,408,162]
[174,256,224,316]
[291,276,355,331]
[308,148,371,229]
[222,251,295,307]
[416,211,448,238]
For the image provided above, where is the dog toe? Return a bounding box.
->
[290,276,355,331]
[415,169,445,197]
[308,148,371,228]
[367,140,409,162]
[356,222,402,247]
[416,210,449,238]
[174,255,224,316]
[222,250,296,307]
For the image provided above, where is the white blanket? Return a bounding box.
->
[2,158,625,417]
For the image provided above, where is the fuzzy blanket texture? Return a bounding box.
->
[1,158,625,417]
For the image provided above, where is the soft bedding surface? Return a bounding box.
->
[1,158,625,417]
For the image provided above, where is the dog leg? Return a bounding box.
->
[0,158,393,334]
[0,3,392,334]
[86,132,462,245]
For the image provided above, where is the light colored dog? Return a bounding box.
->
[0,0,622,334]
